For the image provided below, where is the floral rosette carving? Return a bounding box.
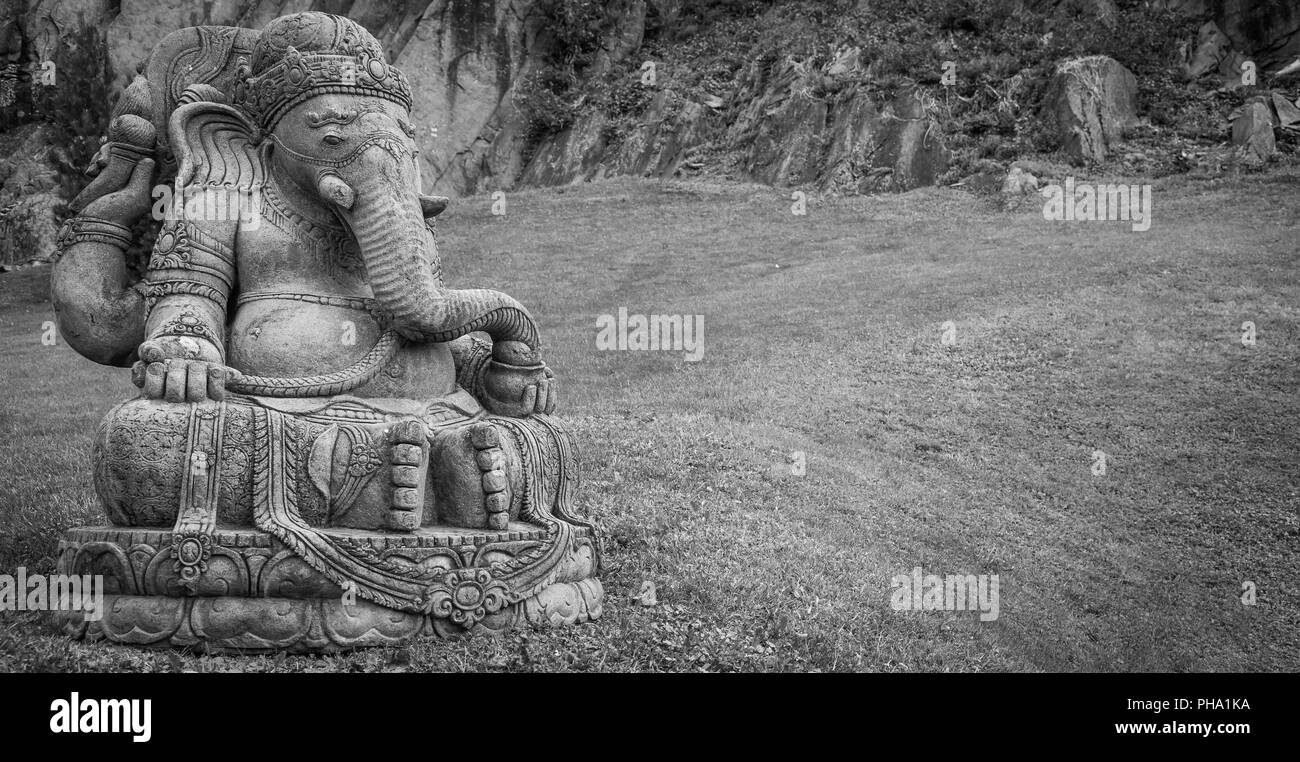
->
[171,531,213,587]
[346,441,383,477]
[150,223,191,270]
[424,568,509,628]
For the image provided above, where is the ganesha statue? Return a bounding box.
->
[48,12,601,651]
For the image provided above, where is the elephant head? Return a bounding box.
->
[259,92,539,359]
[220,12,541,364]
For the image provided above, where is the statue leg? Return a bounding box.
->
[93,397,266,527]
[94,399,573,534]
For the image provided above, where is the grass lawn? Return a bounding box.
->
[1,170,1297,672]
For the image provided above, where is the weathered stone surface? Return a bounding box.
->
[0,123,63,268]
[0,124,59,201]
[1156,0,1208,14]
[54,525,602,651]
[11,0,538,197]
[1213,0,1300,72]
[1047,55,1139,164]
[56,583,604,652]
[521,110,614,186]
[7,0,1300,202]
[44,11,601,649]
[1184,21,1233,79]
[1230,99,1276,165]
[727,55,947,193]
[398,0,539,196]
[512,35,947,194]
[0,0,22,117]
[0,191,60,268]
[1162,1,1300,77]
[1001,166,1040,195]
[611,94,711,179]
[872,90,949,192]
[6,0,966,199]
[1271,92,1300,127]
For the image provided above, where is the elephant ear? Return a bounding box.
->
[169,95,265,193]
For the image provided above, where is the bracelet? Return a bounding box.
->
[152,309,224,354]
[55,216,134,256]
[144,281,228,312]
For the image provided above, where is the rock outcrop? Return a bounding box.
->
[10,0,538,197]
[1212,0,1300,73]
[729,53,949,193]
[1,0,1298,230]
[0,123,61,268]
[1046,55,1139,164]
[4,0,954,201]
[1230,98,1277,166]
[0,192,60,269]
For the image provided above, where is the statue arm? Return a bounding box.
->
[141,214,236,364]
[49,120,158,367]
[51,215,148,366]
[131,95,258,402]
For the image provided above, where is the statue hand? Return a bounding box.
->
[481,360,556,417]
[77,156,155,225]
[131,337,239,403]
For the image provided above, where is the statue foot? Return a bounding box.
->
[472,423,512,530]
[387,420,429,531]
[430,421,517,530]
[316,417,430,531]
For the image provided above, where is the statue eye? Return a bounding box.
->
[323,134,345,146]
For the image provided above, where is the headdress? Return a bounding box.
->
[232,13,411,132]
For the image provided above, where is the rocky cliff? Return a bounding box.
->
[2,0,1300,268]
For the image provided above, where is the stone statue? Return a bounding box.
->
[47,12,601,651]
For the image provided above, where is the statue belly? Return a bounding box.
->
[228,300,457,398]
[229,300,379,379]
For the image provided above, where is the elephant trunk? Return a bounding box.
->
[339,170,539,353]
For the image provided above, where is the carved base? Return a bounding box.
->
[54,525,603,653]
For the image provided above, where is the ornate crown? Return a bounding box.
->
[231,13,411,132]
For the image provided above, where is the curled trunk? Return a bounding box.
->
[346,173,539,352]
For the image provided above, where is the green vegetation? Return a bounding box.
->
[2,170,1296,671]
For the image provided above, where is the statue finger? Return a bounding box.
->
[163,359,187,403]
[69,154,133,212]
[143,362,165,398]
[207,365,227,402]
[520,383,538,413]
[131,361,147,388]
[536,377,552,414]
[545,378,558,414]
[126,158,155,193]
[185,361,208,402]
[124,158,156,214]
[139,340,164,363]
